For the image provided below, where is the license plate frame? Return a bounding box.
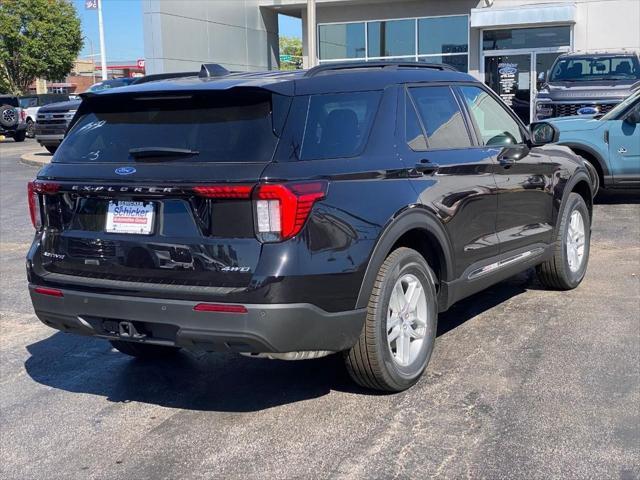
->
[105,201,155,235]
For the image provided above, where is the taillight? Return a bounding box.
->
[254,181,327,242]
[28,181,60,229]
[193,185,252,199]
[34,287,64,297]
[20,109,27,122]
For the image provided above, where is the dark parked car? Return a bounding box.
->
[0,95,27,142]
[27,62,594,392]
[535,51,640,120]
[19,93,70,138]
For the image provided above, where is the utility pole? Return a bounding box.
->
[98,0,107,80]
[306,0,316,68]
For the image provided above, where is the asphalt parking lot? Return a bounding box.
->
[1,139,639,479]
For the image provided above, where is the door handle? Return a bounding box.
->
[414,159,439,175]
[618,147,627,154]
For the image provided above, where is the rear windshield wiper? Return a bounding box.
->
[128,147,199,160]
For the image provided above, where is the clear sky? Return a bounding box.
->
[74,0,144,62]
[74,1,302,62]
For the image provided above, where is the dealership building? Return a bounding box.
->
[143,0,640,121]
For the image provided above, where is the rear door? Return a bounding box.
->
[457,84,555,254]
[34,89,288,294]
[400,84,499,278]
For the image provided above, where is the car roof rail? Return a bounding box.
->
[304,60,456,77]
[199,63,231,78]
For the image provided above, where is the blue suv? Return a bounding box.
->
[547,90,640,191]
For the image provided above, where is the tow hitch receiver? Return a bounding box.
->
[118,321,147,340]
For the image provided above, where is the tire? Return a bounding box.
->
[537,192,590,290]
[345,247,438,392]
[0,105,18,128]
[26,119,35,138]
[45,145,57,154]
[109,340,180,359]
[13,129,26,142]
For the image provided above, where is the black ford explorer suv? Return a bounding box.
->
[27,62,594,392]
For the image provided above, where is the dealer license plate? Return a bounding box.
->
[105,201,155,235]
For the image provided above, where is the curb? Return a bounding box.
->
[20,150,52,168]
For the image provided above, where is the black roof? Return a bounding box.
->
[87,61,478,98]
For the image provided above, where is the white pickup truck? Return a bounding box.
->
[19,94,70,138]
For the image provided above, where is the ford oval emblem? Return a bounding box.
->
[115,166,136,176]
[577,106,599,116]
[498,66,517,75]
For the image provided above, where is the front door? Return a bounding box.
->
[485,54,532,124]
[457,84,555,254]
[484,51,565,124]
[608,102,640,183]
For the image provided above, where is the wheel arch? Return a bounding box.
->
[555,171,594,237]
[560,142,609,181]
[355,207,454,310]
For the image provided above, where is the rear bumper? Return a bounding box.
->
[35,134,64,146]
[29,285,366,354]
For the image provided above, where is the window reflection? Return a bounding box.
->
[367,19,415,58]
[319,23,366,60]
[418,16,468,55]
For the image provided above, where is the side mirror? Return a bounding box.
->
[537,71,546,83]
[529,121,559,146]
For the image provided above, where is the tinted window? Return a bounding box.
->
[406,97,427,151]
[318,23,366,60]
[55,91,288,163]
[418,15,468,55]
[408,86,471,149]
[367,20,415,58]
[549,56,640,82]
[0,97,19,107]
[483,26,570,51]
[301,91,381,160]
[459,86,523,146]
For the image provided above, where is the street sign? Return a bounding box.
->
[85,0,97,10]
[280,55,292,62]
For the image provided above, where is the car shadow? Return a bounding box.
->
[24,271,536,411]
[595,189,639,205]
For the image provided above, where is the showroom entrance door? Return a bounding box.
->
[484,50,566,124]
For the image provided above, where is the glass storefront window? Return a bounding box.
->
[418,55,468,73]
[483,26,571,51]
[318,23,366,60]
[367,19,415,58]
[418,15,468,55]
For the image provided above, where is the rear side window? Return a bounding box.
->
[407,86,471,150]
[301,91,381,160]
[56,90,289,163]
[459,86,524,146]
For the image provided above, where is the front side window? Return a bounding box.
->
[301,91,381,160]
[459,86,524,146]
[408,86,471,150]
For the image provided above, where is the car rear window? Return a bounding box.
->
[300,91,381,160]
[55,90,290,163]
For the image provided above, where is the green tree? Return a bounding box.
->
[279,35,302,71]
[0,0,83,94]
